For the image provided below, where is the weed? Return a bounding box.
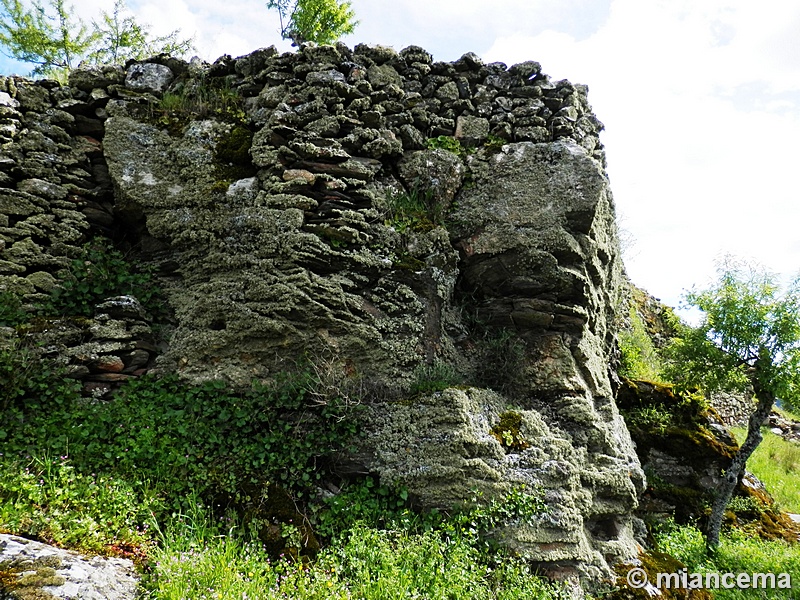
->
[39,237,164,319]
[311,477,421,542]
[490,411,530,452]
[143,503,566,600]
[0,289,29,327]
[426,135,472,159]
[150,76,246,132]
[0,454,160,557]
[482,133,508,153]
[409,360,462,394]
[0,368,359,518]
[652,519,800,600]
[619,304,663,381]
[475,328,527,394]
[385,183,445,233]
[624,404,673,434]
[214,124,257,181]
[0,338,81,415]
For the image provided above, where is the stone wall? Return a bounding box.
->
[0,74,159,396]
[1,43,639,590]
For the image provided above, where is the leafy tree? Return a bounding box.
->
[266,0,357,46]
[0,0,193,79]
[88,0,194,65]
[0,0,96,77]
[665,257,800,548]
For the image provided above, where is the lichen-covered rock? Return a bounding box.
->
[4,42,641,591]
[124,63,174,93]
[0,534,139,600]
[357,139,644,585]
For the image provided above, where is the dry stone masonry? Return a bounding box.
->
[2,42,640,590]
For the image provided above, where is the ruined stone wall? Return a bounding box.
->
[0,74,157,395]
[1,43,640,590]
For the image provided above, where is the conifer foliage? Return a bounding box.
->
[0,0,193,78]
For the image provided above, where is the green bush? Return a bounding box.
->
[1,369,359,516]
[41,237,163,318]
[0,339,82,416]
[311,477,420,542]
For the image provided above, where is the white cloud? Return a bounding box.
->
[482,0,800,308]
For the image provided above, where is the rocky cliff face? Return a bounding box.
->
[1,43,643,589]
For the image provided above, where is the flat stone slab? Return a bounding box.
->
[0,534,139,600]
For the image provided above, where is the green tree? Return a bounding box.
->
[88,0,194,65]
[0,0,193,79]
[0,0,96,77]
[665,257,800,548]
[266,0,357,46]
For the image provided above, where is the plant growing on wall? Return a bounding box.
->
[41,237,163,318]
[664,256,800,548]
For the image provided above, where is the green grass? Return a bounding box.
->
[0,349,566,600]
[654,520,800,599]
[0,454,161,557]
[732,427,800,513]
[143,507,567,600]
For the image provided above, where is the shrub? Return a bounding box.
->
[311,477,419,542]
[0,369,359,517]
[0,339,82,416]
[40,237,163,318]
[0,289,29,326]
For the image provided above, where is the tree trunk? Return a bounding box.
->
[705,385,774,548]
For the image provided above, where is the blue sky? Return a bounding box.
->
[2,0,800,313]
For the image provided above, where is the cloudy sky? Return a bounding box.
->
[2,0,799,314]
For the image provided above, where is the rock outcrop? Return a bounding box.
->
[1,43,643,589]
[0,534,138,600]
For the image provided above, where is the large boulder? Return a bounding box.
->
[358,140,644,585]
[97,46,642,590]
